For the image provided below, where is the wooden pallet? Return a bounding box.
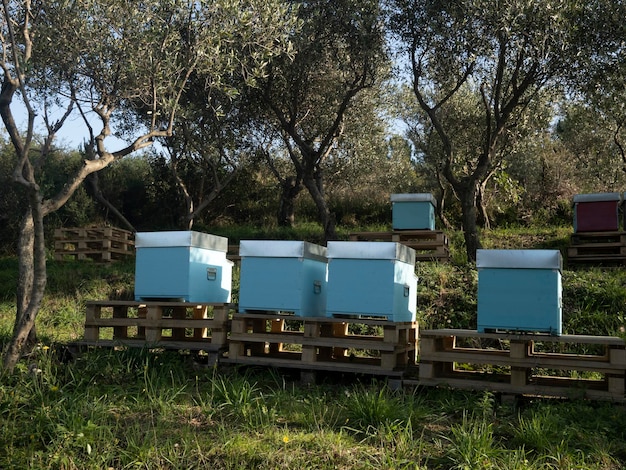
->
[414,329,626,402]
[348,230,449,262]
[80,301,234,354]
[570,231,626,244]
[224,313,418,378]
[568,231,626,265]
[54,226,135,262]
[227,244,241,263]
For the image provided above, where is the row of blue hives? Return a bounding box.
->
[134,232,418,322]
[133,230,564,335]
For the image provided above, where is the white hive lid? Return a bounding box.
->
[391,193,437,207]
[477,249,562,271]
[327,241,416,265]
[573,192,621,203]
[135,231,228,252]
[239,240,327,261]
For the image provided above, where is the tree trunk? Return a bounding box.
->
[87,172,136,232]
[434,173,454,230]
[277,176,302,227]
[459,189,481,262]
[476,180,491,230]
[302,173,337,242]
[3,201,47,372]
[435,194,454,231]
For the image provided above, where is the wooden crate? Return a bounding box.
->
[568,231,626,265]
[348,230,449,262]
[54,226,134,262]
[416,329,626,402]
[224,313,418,378]
[81,300,234,353]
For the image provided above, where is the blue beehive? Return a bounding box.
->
[477,249,562,335]
[134,231,232,303]
[238,240,328,317]
[391,193,436,230]
[326,241,418,321]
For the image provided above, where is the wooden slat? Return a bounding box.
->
[420,329,625,346]
[420,351,624,374]
[78,339,225,352]
[418,376,623,402]
[221,354,406,377]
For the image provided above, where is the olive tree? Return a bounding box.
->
[1,0,295,371]
[572,2,626,177]
[556,103,626,192]
[159,91,252,231]
[387,0,599,260]
[255,0,389,241]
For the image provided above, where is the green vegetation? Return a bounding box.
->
[2,347,626,469]
[2,225,626,468]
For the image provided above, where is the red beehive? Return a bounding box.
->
[573,193,621,232]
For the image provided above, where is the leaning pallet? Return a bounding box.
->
[224,312,419,379]
[81,300,234,360]
[54,226,134,262]
[348,230,449,262]
[414,329,626,402]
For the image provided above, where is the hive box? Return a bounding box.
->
[238,240,328,317]
[391,193,436,230]
[477,249,562,335]
[573,193,621,232]
[134,231,232,303]
[326,241,418,321]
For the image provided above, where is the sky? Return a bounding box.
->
[10,100,130,152]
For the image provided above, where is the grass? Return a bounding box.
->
[3,347,626,469]
[2,224,626,468]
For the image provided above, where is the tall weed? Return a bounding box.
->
[444,411,503,470]
[343,382,408,434]
[512,408,564,454]
[297,394,346,432]
[370,420,430,469]
[207,372,277,429]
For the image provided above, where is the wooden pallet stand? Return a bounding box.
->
[416,329,626,402]
[224,313,418,379]
[227,244,241,263]
[348,230,449,262]
[54,226,135,262]
[567,231,626,265]
[81,301,234,357]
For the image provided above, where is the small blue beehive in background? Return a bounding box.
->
[573,192,621,232]
[391,193,436,230]
[477,249,562,335]
[326,241,418,321]
[134,231,232,303]
[238,240,328,317]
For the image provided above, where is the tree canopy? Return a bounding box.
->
[387,0,626,260]
[0,0,298,371]
[254,0,390,241]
